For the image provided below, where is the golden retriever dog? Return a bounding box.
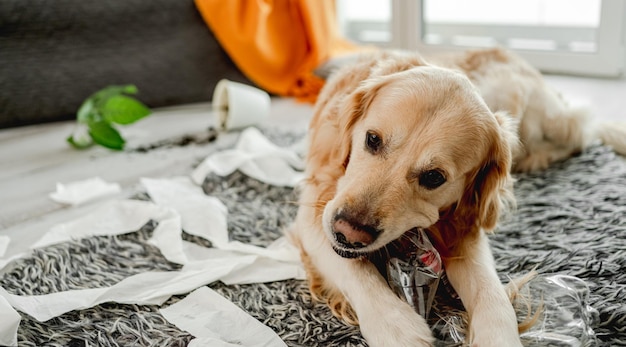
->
[288,48,626,347]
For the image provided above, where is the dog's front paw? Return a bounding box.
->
[359,302,434,347]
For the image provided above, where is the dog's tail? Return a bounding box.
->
[545,95,626,157]
[505,270,543,333]
[594,121,626,155]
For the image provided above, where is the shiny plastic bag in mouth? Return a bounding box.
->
[385,228,444,318]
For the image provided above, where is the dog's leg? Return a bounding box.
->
[291,211,434,347]
[444,233,522,347]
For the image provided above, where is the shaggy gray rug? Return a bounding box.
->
[1,130,625,346]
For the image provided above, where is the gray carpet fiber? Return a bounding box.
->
[1,131,625,346]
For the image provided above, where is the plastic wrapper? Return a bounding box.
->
[382,229,599,346]
[517,274,599,347]
[385,228,443,318]
[430,274,599,346]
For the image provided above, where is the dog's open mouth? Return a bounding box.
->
[332,227,430,259]
[331,245,368,259]
[331,228,418,259]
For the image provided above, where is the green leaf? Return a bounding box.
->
[101,95,151,125]
[68,84,150,150]
[93,84,138,99]
[87,120,125,150]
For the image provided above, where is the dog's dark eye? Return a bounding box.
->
[419,169,446,189]
[365,131,382,153]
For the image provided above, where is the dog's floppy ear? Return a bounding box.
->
[308,77,385,175]
[336,80,383,169]
[307,54,425,176]
[459,111,518,232]
[304,76,388,217]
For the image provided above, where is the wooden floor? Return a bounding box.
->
[1,74,624,261]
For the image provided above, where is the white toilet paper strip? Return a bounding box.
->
[141,177,229,245]
[0,128,309,345]
[0,175,305,344]
[141,176,301,263]
[160,286,287,347]
[0,236,9,257]
[0,295,20,347]
[191,127,305,187]
[0,255,257,322]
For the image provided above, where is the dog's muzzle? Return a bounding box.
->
[331,214,381,258]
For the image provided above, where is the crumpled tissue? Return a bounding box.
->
[191,127,305,187]
[49,176,121,205]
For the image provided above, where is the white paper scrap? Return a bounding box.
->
[160,286,287,347]
[0,253,26,273]
[30,198,190,265]
[49,177,121,206]
[0,236,9,257]
[1,170,307,341]
[191,127,305,187]
[180,241,305,285]
[0,295,20,347]
[220,256,306,285]
[141,177,229,245]
[141,177,301,263]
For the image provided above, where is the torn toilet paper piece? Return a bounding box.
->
[0,253,25,273]
[49,176,121,206]
[30,195,301,267]
[141,177,229,246]
[160,286,287,347]
[31,199,164,248]
[0,295,20,347]
[181,241,305,285]
[30,199,190,264]
[1,226,302,336]
[141,177,301,263]
[1,191,302,313]
[191,127,305,187]
[1,174,304,342]
[0,255,256,322]
[0,236,9,257]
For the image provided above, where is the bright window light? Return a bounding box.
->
[424,0,601,27]
[337,0,624,76]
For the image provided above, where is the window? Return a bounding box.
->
[338,0,625,77]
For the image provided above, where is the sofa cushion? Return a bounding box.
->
[0,0,252,128]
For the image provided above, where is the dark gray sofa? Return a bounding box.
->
[0,0,252,128]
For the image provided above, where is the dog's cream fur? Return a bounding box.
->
[288,48,626,347]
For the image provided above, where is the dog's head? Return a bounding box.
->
[321,65,517,258]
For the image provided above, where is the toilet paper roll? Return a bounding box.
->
[212,79,271,131]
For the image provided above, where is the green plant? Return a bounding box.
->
[67,85,151,150]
